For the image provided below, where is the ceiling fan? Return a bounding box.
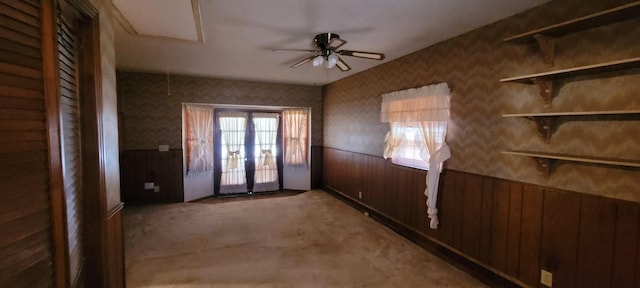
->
[273,33,385,72]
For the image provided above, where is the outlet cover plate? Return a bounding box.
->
[541,269,552,287]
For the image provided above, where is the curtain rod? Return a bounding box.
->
[182,103,311,111]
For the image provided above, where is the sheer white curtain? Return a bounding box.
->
[283,109,309,166]
[253,113,279,192]
[383,122,407,159]
[185,105,214,175]
[381,83,451,229]
[219,112,248,192]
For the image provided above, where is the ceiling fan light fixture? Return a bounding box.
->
[312,55,324,67]
[326,54,338,68]
[277,33,384,72]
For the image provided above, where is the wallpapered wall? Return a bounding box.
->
[117,72,323,150]
[323,0,640,202]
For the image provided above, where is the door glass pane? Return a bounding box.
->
[219,112,248,194]
[253,113,279,192]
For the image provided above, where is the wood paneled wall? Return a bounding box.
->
[323,146,640,288]
[121,147,322,204]
[311,146,323,189]
[106,205,124,288]
[120,149,184,204]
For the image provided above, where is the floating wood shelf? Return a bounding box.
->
[503,1,640,65]
[502,150,640,177]
[502,110,640,143]
[500,57,640,107]
[504,2,640,42]
[500,57,640,84]
[500,3,640,179]
[503,110,640,117]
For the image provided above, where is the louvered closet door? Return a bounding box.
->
[0,0,55,286]
[58,15,84,285]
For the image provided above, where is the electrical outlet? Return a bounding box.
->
[540,270,552,287]
[358,191,363,199]
[158,145,169,152]
[154,185,160,193]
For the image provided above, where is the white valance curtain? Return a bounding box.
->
[283,109,309,166]
[185,105,214,175]
[381,82,451,229]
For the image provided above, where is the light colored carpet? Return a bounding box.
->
[124,190,488,287]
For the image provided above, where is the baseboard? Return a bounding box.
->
[107,202,124,219]
[322,186,524,288]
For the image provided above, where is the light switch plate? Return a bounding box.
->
[541,269,553,287]
[154,185,160,193]
[144,182,154,190]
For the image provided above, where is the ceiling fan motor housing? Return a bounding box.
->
[314,33,339,55]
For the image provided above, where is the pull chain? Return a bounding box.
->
[167,70,171,96]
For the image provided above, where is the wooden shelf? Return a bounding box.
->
[504,2,640,42]
[502,150,640,177]
[500,57,640,107]
[500,57,640,84]
[503,2,640,65]
[503,110,640,142]
[501,3,640,179]
[503,110,640,118]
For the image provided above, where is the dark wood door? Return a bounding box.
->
[58,9,84,286]
[0,1,56,286]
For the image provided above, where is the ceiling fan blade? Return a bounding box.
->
[329,38,347,50]
[336,56,351,71]
[338,50,385,60]
[290,55,315,68]
[272,48,317,53]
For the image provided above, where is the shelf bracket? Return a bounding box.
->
[534,78,554,108]
[532,157,552,179]
[533,34,555,66]
[526,116,554,143]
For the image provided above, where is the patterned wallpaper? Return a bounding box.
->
[323,0,640,202]
[117,72,323,150]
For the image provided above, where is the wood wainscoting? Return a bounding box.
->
[106,204,125,288]
[323,146,640,288]
[311,146,323,189]
[120,149,184,204]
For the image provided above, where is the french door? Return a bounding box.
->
[214,111,283,195]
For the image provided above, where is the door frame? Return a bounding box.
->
[42,0,110,286]
[213,109,283,196]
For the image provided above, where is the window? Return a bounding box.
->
[389,123,429,170]
[283,109,309,166]
[184,104,214,175]
[380,83,451,229]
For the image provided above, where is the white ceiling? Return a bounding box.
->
[113,0,202,42]
[113,0,549,86]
